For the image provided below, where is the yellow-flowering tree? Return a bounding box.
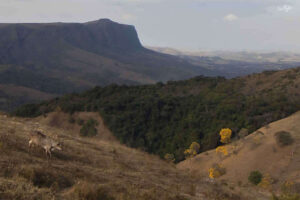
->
[209,168,221,179]
[216,146,228,156]
[184,142,200,158]
[209,164,226,179]
[220,128,232,144]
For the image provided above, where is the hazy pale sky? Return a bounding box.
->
[1,0,300,51]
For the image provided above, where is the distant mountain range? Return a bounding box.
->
[149,47,300,77]
[149,47,300,63]
[0,19,299,111]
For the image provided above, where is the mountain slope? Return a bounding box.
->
[177,111,300,194]
[0,19,213,111]
[0,112,258,200]
[14,67,300,162]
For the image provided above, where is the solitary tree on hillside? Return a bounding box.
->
[220,128,232,144]
[184,142,200,158]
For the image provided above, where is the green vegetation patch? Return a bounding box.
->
[14,73,300,162]
[80,119,98,137]
[248,170,263,185]
[275,131,294,147]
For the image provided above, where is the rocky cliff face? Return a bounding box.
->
[85,19,143,51]
[0,19,213,111]
[0,19,143,64]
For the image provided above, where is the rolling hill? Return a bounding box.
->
[178,111,300,196]
[0,112,258,200]
[1,109,299,199]
[14,67,300,162]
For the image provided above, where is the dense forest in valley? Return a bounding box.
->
[14,67,300,161]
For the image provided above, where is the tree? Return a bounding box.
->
[80,119,98,137]
[220,128,232,144]
[248,170,263,185]
[238,128,249,139]
[216,146,228,156]
[275,131,294,147]
[164,153,175,163]
[209,164,226,179]
[184,142,200,158]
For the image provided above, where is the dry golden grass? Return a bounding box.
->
[0,112,249,200]
[178,111,300,198]
[238,67,300,96]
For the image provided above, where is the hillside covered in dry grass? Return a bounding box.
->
[0,112,262,200]
[178,111,300,198]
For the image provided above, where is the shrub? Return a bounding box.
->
[19,167,73,189]
[248,170,263,185]
[80,119,98,137]
[220,128,232,144]
[209,164,226,179]
[238,128,249,139]
[275,131,294,147]
[70,182,114,200]
[216,146,228,156]
[164,153,175,163]
[184,142,200,158]
[13,104,41,117]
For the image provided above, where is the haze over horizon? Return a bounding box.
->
[0,0,300,52]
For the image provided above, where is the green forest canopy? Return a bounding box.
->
[14,68,300,162]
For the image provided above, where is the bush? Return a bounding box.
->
[164,153,175,163]
[19,167,73,189]
[80,119,98,137]
[248,170,263,185]
[70,182,114,200]
[13,104,41,117]
[238,128,249,139]
[275,131,294,147]
[220,128,232,144]
[209,163,226,179]
[184,142,200,158]
[216,146,228,156]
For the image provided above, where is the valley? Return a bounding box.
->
[0,16,300,200]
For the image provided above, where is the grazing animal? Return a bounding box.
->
[29,131,62,158]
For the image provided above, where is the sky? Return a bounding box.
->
[0,0,300,52]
